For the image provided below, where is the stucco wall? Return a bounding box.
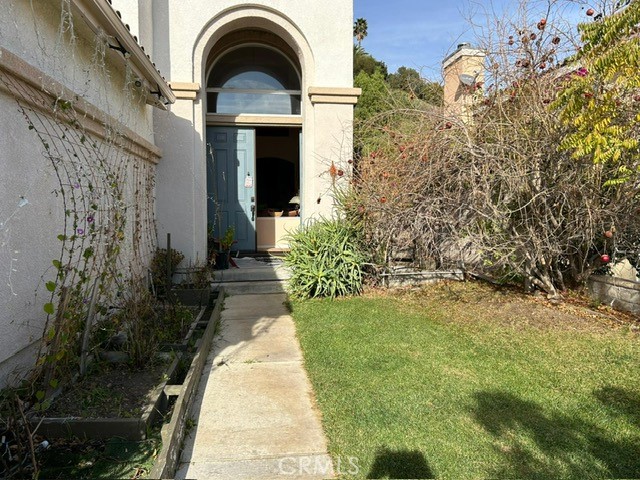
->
[0,1,161,387]
[154,99,207,261]
[0,76,159,386]
[154,0,354,128]
[133,0,353,87]
[0,89,61,386]
[1,0,154,144]
[309,102,354,215]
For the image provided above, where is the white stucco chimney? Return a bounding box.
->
[442,43,486,121]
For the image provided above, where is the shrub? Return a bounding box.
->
[285,218,365,299]
[150,247,184,292]
[92,283,194,368]
[348,1,640,298]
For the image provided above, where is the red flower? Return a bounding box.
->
[329,162,338,178]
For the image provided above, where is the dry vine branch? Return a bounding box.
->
[347,0,640,298]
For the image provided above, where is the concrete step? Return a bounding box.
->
[214,267,291,282]
[213,257,291,283]
[214,280,289,295]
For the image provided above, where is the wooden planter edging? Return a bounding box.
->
[587,275,640,315]
[149,287,225,479]
[159,305,208,352]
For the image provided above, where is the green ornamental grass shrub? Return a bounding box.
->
[285,218,365,299]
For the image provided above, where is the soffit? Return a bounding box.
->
[71,0,176,108]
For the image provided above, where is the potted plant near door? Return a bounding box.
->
[214,225,236,270]
[170,261,213,307]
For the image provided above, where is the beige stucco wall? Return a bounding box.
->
[113,1,356,260]
[0,1,160,387]
[153,98,207,261]
[127,1,353,86]
[0,89,61,386]
[1,0,154,144]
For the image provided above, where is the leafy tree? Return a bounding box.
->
[553,1,640,184]
[388,66,443,106]
[354,17,368,47]
[354,69,390,122]
[387,66,421,91]
[418,82,444,106]
[354,46,388,77]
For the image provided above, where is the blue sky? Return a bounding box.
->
[354,0,480,79]
[354,0,586,81]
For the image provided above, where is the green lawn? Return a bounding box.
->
[291,282,640,479]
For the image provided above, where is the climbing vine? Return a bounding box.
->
[0,1,157,393]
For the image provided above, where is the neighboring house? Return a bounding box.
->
[0,0,357,386]
[442,42,486,121]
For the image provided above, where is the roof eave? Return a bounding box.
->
[70,0,176,108]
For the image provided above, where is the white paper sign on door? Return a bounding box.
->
[244,173,253,188]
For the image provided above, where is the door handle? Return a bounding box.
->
[251,204,255,221]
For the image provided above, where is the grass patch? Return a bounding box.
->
[292,282,640,479]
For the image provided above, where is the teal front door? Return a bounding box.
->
[207,127,256,251]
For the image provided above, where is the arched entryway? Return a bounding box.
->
[206,37,302,252]
[207,45,301,115]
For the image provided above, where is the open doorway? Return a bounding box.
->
[207,126,301,254]
[256,127,300,215]
[256,127,301,251]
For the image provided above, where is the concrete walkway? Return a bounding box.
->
[175,293,333,480]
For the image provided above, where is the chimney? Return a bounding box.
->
[442,43,486,121]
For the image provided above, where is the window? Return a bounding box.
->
[207,46,301,115]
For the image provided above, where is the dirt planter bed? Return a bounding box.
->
[29,294,222,441]
[31,355,182,441]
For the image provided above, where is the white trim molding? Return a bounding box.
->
[308,87,361,105]
[170,82,201,100]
